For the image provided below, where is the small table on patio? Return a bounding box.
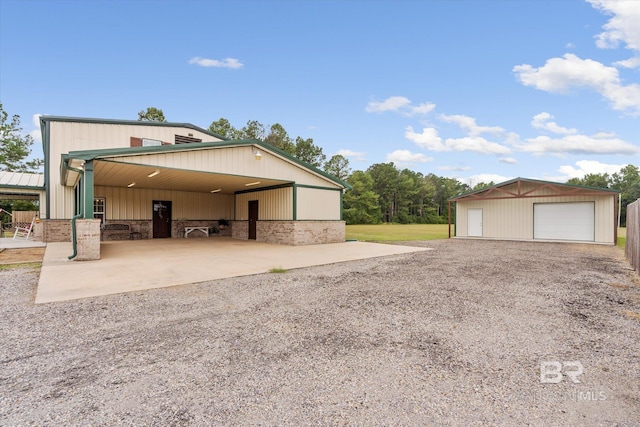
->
[184,226,209,238]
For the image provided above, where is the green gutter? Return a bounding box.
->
[66,164,84,260]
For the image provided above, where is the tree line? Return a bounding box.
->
[2,105,638,227]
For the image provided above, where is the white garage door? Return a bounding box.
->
[534,202,595,241]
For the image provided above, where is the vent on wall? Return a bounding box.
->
[175,134,202,144]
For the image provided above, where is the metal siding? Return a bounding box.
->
[296,188,341,220]
[115,147,340,188]
[235,187,293,220]
[456,194,614,243]
[47,121,224,219]
[95,186,233,220]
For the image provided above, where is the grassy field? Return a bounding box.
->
[346,224,628,247]
[346,224,450,241]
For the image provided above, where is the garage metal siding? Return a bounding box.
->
[456,194,614,244]
[533,202,595,241]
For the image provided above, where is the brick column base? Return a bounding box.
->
[75,219,101,261]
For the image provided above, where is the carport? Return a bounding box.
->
[38,116,351,260]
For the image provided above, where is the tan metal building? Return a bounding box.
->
[449,178,618,245]
[37,116,349,247]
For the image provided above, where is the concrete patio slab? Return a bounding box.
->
[36,238,431,303]
[0,237,46,249]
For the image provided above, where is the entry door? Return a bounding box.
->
[468,208,483,237]
[248,200,258,240]
[153,200,172,238]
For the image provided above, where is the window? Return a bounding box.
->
[94,198,105,225]
[142,138,162,146]
[130,137,166,147]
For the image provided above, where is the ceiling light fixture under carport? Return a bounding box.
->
[127,182,136,188]
[147,170,160,178]
[210,189,222,193]
[245,181,261,187]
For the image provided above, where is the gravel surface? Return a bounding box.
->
[1,239,640,426]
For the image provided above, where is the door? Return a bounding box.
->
[468,208,483,237]
[534,202,594,241]
[248,200,258,240]
[152,200,172,238]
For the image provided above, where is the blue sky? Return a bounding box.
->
[1,0,638,186]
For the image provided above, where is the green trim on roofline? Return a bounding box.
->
[39,115,229,141]
[0,184,45,191]
[449,177,619,201]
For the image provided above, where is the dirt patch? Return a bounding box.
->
[0,247,45,265]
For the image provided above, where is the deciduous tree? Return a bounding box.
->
[0,103,43,172]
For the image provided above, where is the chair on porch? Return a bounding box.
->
[13,217,36,240]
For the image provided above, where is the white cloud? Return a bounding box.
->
[385,149,433,165]
[336,149,367,161]
[614,56,640,69]
[517,132,638,155]
[566,42,576,49]
[513,53,640,113]
[587,0,640,52]
[405,126,512,155]
[411,102,436,115]
[365,96,435,117]
[557,160,627,179]
[462,174,512,188]
[29,114,42,143]
[438,114,504,136]
[499,157,518,164]
[531,112,577,135]
[365,96,411,113]
[188,57,244,69]
[438,165,472,171]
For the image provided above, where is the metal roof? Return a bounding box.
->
[0,171,45,189]
[450,177,618,202]
[39,115,229,141]
[62,139,352,190]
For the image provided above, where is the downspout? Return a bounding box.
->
[66,163,84,260]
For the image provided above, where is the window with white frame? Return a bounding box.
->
[94,197,105,225]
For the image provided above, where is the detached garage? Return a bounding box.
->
[449,178,618,245]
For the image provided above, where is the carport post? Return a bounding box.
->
[83,160,94,219]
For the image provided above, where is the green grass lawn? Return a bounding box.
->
[346,223,450,241]
[617,227,626,249]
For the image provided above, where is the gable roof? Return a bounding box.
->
[450,177,618,202]
[62,139,351,190]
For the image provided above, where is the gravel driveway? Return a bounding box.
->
[1,239,639,426]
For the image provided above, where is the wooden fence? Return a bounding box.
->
[0,210,38,231]
[626,199,640,275]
